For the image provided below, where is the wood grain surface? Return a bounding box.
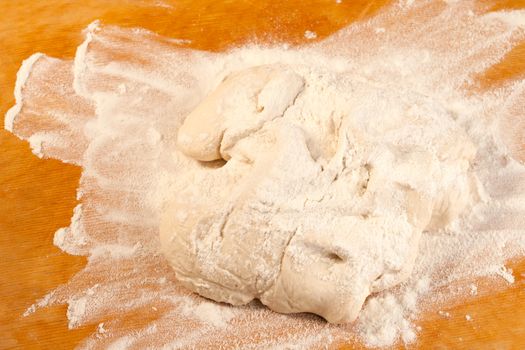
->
[1,1,524,349]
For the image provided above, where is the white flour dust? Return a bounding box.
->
[6,0,525,348]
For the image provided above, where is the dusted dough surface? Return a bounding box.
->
[160,64,478,323]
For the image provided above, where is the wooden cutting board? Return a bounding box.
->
[1,1,524,348]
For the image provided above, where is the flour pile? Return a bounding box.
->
[6,0,525,348]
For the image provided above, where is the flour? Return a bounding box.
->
[5,0,525,348]
[469,283,478,295]
[180,299,236,328]
[304,30,317,39]
[4,53,43,133]
[494,265,515,284]
[97,322,107,334]
[68,296,89,329]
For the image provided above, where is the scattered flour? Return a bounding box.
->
[180,299,236,328]
[5,0,525,348]
[303,30,317,39]
[469,283,478,296]
[68,296,88,329]
[438,310,451,319]
[4,53,43,132]
[494,265,515,284]
[97,322,107,334]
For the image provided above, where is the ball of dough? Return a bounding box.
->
[161,64,477,323]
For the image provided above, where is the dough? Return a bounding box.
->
[160,64,477,323]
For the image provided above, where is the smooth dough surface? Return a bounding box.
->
[160,64,477,323]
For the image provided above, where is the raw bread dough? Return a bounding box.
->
[160,64,477,323]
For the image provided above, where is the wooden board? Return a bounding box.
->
[1,1,524,348]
